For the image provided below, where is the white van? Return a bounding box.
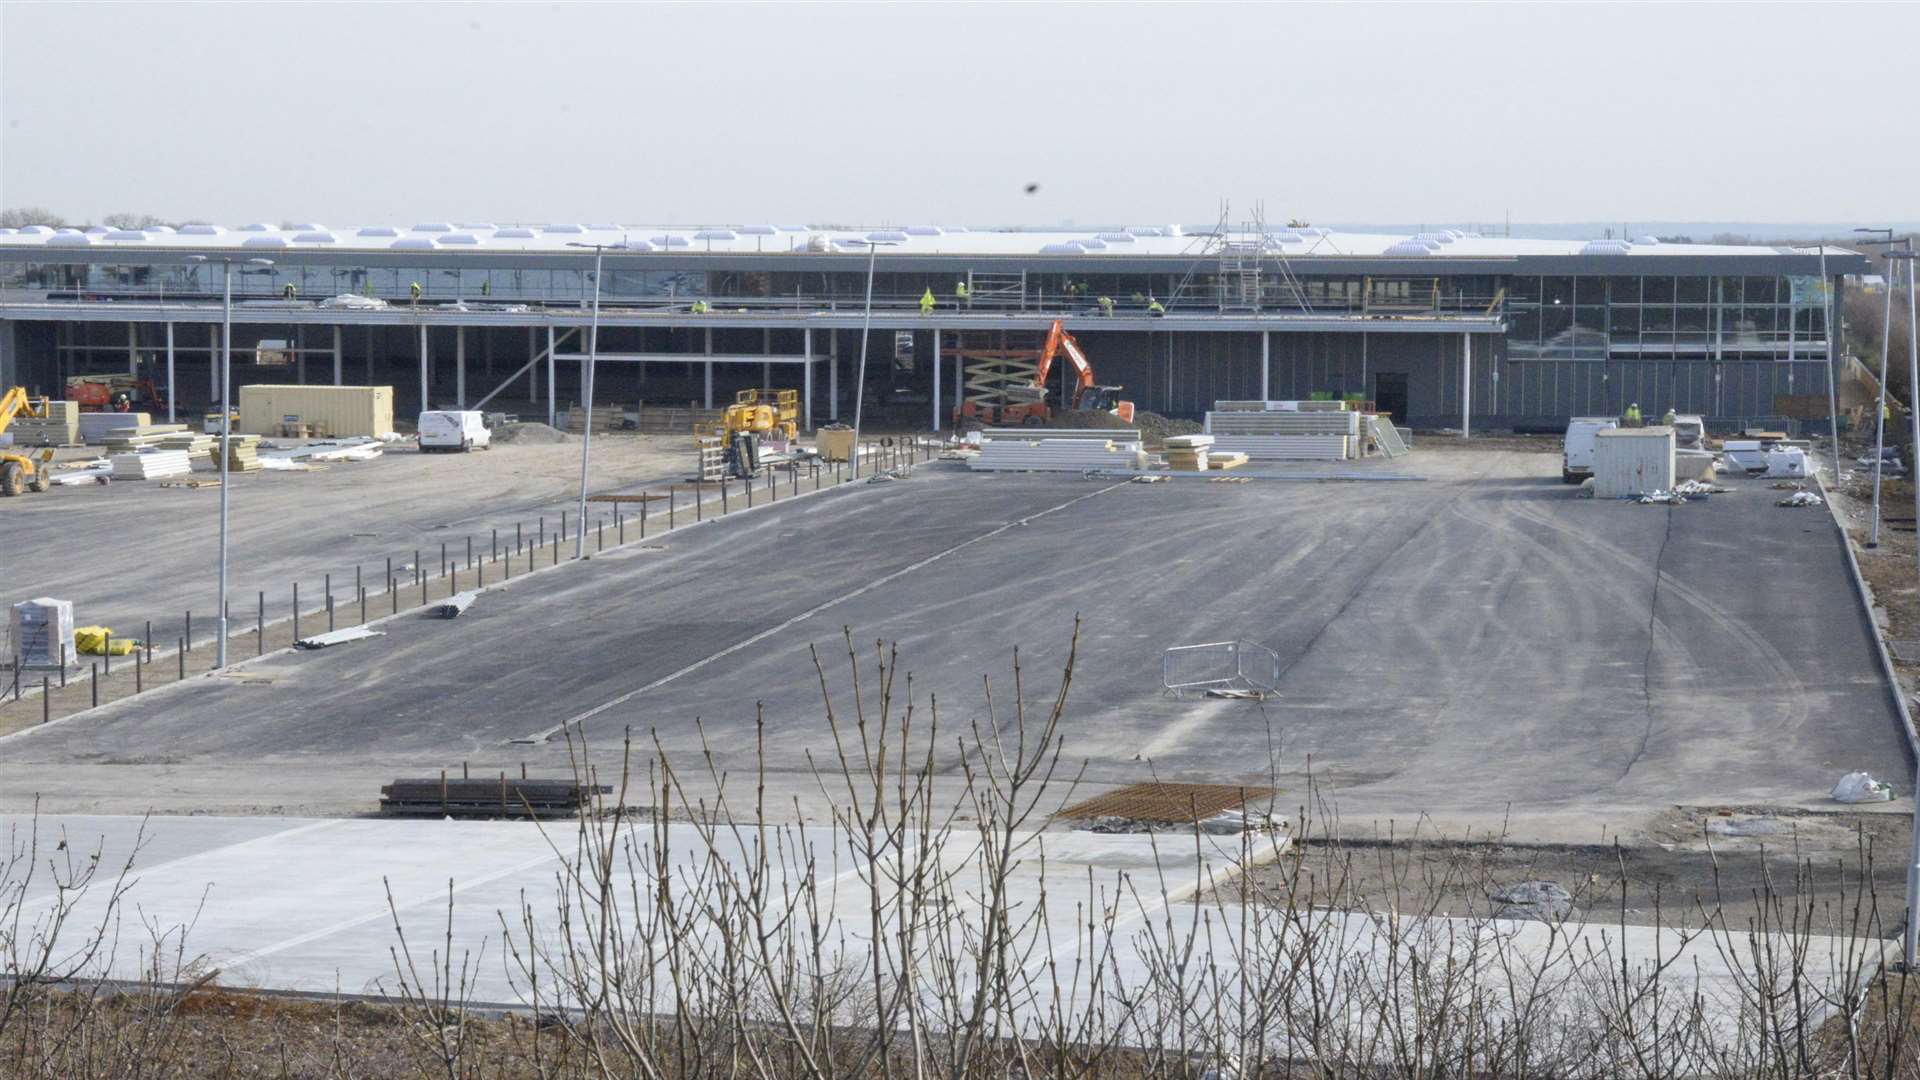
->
[1563,416,1619,482]
[417,410,491,453]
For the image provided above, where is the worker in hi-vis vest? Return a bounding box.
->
[409,281,422,304]
[1147,297,1166,316]
[689,300,710,314]
[919,287,936,315]
[1098,295,1115,317]
[283,283,296,301]
[954,280,970,308]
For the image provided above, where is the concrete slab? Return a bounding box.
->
[5,812,1880,1057]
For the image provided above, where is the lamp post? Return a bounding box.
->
[186,254,274,668]
[1856,229,1911,548]
[564,241,637,559]
[849,239,898,478]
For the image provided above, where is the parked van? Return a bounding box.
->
[1562,416,1619,482]
[417,410,491,453]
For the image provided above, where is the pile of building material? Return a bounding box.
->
[101,424,191,453]
[79,412,150,444]
[109,449,194,481]
[210,434,263,472]
[1213,399,1351,413]
[379,776,613,820]
[7,400,80,446]
[968,428,1146,472]
[156,431,216,455]
[1165,433,1215,471]
[566,403,626,434]
[1203,409,1356,461]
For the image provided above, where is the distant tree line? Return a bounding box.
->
[0,207,195,230]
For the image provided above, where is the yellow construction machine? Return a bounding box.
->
[712,389,800,478]
[0,387,56,497]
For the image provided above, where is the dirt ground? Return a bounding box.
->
[1239,805,1911,930]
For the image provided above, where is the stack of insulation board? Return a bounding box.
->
[969,428,1145,472]
[109,449,193,480]
[156,431,216,455]
[209,434,263,472]
[7,400,80,446]
[79,412,151,444]
[1203,409,1356,460]
[1164,433,1215,472]
[1213,400,1351,413]
[101,424,191,453]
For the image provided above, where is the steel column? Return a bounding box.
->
[164,322,176,423]
[1461,332,1472,439]
[829,328,839,420]
[931,327,942,431]
[803,327,814,432]
[546,324,556,427]
[128,321,137,378]
[456,325,466,409]
[703,327,714,409]
[332,325,342,385]
[418,323,429,412]
[1260,330,1270,401]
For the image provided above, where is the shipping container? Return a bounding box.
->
[238,385,394,439]
[1592,426,1676,498]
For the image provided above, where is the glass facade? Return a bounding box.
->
[1503,274,1827,362]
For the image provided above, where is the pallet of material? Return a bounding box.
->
[1207,451,1249,470]
[1205,411,1361,437]
[1207,435,1351,461]
[208,434,264,472]
[379,777,613,820]
[979,427,1143,442]
[79,412,151,443]
[565,404,627,434]
[109,449,193,480]
[156,432,216,454]
[101,424,193,452]
[8,421,81,446]
[970,436,1146,472]
[635,403,725,433]
[1163,433,1216,450]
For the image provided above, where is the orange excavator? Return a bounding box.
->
[951,320,1135,428]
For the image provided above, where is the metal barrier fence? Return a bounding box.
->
[1161,640,1281,696]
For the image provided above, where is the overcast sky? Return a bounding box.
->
[2,2,1914,229]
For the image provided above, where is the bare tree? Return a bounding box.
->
[0,206,66,229]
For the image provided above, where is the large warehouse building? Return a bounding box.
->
[0,221,1870,431]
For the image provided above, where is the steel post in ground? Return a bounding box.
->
[640,497,647,538]
[41,678,49,724]
[421,573,428,606]
[492,529,498,562]
[516,523,523,554]
[695,482,701,521]
[561,510,567,544]
[355,565,362,601]
[440,542,447,579]
[135,651,142,693]
[325,574,333,631]
[746,476,753,508]
[722,480,729,514]
[103,632,111,676]
[145,621,152,664]
[552,535,558,565]
[258,592,264,654]
[539,517,545,548]
[60,664,65,689]
[597,518,603,552]
[620,507,627,544]
[292,585,299,640]
[177,641,184,681]
[391,577,398,612]
[466,536,473,569]
[327,594,335,632]
[90,663,97,708]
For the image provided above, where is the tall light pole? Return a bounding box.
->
[849,239,897,478]
[187,254,273,668]
[1857,229,1910,548]
[564,241,635,559]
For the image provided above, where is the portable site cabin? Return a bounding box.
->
[1592,426,1676,498]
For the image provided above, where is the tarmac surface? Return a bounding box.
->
[0,448,1907,842]
[0,434,694,649]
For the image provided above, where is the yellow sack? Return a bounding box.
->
[74,626,136,656]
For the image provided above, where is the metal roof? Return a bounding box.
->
[0,223,1856,261]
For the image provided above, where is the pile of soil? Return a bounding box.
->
[492,422,573,445]
[1052,409,1203,442]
